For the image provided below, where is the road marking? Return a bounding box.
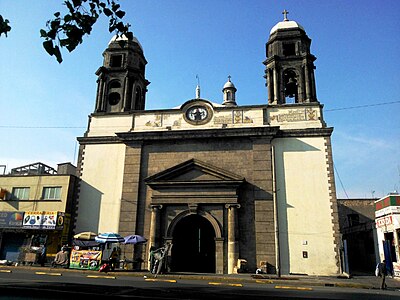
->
[0,270,12,273]
[87,275,116,279]
[35,271,62,276]
[275,285,313,291]
[209,282,243,287]
[145,278,177,283]
[255,279,274,284]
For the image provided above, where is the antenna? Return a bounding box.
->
[195,74,200,99]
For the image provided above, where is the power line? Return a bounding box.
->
[325,101,400,112]
[334,163,349,199]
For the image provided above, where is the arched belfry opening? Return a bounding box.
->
[170,214,216,273]
[283,69,298,103]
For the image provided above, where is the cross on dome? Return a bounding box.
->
[282,9,289,21]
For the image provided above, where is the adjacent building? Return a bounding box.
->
[375,193,400,277]
[337,198,379,274]
[0,162,77,263]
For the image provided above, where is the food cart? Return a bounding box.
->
[69,239,102,270]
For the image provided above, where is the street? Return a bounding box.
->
[0,267,399,299]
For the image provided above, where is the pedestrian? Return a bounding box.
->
[377,260,388,290]
[52,247,69,268]
[109,247,119,271]
[38,245,47,267]
[149,246,156,273]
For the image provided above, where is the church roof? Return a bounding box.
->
[270,19,305,35]
[108,33,143,50]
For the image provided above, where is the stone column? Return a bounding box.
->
[226,203,240,274]
[149,205,162,248]
[304,63,311,101]
[273,68,279,104]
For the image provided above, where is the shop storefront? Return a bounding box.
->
[0,211,70,265]
[375,194,400,277]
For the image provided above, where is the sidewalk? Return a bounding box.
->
[2,263,400,291]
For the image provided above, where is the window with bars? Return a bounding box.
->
[42,187,61,200]
[12,187,30,200]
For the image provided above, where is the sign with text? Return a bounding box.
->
[69,249,102,270]
[0,211,24,228]
[376,215,393,228]
[22,211,62,229]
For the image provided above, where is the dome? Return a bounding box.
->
[223,77,236,89]
[270,20,305,35]
[108,33,143,50]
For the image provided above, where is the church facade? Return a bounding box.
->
[75,14,341,275]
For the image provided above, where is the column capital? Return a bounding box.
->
[150,204,163,211]
[225,203,241,209]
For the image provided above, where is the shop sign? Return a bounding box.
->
[376,215,393,228]
[0,211,24,228]
[375,206,400,218]
[69,249,102,270]
[23,211,63,229]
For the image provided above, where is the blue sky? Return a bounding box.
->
[0,0,399,199]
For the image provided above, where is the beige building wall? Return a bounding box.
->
[0,176,72,212]
[273,136,338,275]
[75,143,126,234]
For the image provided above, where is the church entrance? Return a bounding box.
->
[171,214,216,273]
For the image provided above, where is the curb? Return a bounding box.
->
[0,265,380,290]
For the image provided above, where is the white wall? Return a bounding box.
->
[75,143,126,234]
[273,136,338,275]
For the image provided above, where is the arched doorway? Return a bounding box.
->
[171,214,215,273]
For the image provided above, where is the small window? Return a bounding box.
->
[109,80,121,89]
[348,214,359,227]
[283,43,296,56]
[42,187,61,200]
[110,55,123,67]
[12,187,30,200]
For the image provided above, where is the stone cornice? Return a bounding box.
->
[77,126,332,144]
[116,126,280,142]
[276,127,333,138]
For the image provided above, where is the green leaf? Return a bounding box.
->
[115,10,125,19]
[43,40,54,55]
[40,29,47,37]
[54,12,61,18]
[72,0,82,7]
[53,45,63,63]
[103,8,112,17]
[111,3,120,12]
[0,15,11,37]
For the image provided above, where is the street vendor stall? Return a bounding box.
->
[69,233,102,270]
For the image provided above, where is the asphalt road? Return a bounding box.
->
[0,267,399,299]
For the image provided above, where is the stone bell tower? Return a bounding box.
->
[264,10,318,105]
[94,33,150,113]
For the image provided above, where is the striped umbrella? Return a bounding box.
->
[95,232,125,243]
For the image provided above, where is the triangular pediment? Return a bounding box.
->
[145,158,244,184]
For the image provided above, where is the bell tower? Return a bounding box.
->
[264,10,318,105]
[94,34,150,113]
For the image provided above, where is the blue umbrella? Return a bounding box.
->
[123,234,147,245]
[95,232,125,243]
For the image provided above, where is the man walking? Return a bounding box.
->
[378,260,388,290]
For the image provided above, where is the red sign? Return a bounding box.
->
[376,216,393,227]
